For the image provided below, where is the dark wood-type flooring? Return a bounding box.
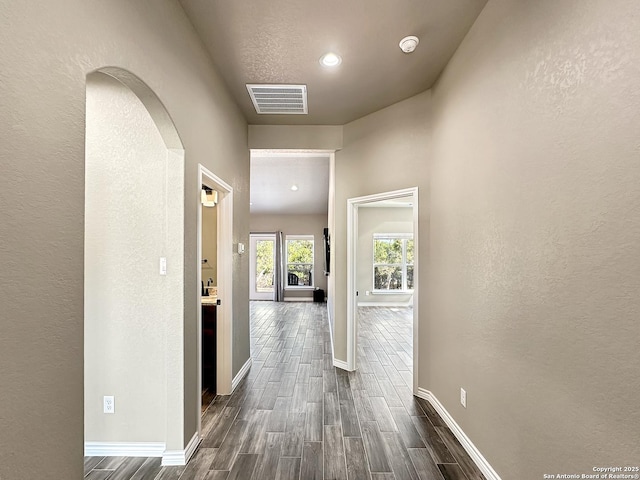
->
[85,302,485,480]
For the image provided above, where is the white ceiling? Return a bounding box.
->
[250,151,330,215]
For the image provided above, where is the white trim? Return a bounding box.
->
[333,358,350,370]
[197,164,235,445]
[232,357,252,392]
[84,442,166,458]
[347,187,419,381]
[284,297,313,302]
[161,432,200,466]
[357,301,413,307]
[325,305,351,370]
[415,389,502,480]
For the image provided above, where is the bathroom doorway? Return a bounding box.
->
[200,186,219,409]
[196,164,234,436]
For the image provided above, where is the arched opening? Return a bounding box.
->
[84,68,186,462]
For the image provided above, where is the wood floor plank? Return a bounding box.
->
[323,392,340,425]
[411,417,456,464]
[380,432,420,480]
[394,385,425,417]
[266,397,291,432]
[305,401,323,442]
[437,463,468,480]
[308,376,324,403]
[323,369,338,393]
[226,453,259,480]
[257,381,280,410]
[323,425,348,480]
[180,447,217,480]
[210,419,249,470]
[240,410,270,454]
[204,471,230,480]
[275,457,302,480]
[370,396,398,432]
[301,441,323,480]
[390,407,425,448]
[201,406,239,448]
[290,383,309,413]
[344,437,372,480]
[435,427,486,480]
[415,398,445,427]
[95,457,126,470]
[360,421,392,473]
[282,411,306,457]
[352,389,377,423]
[84,456,105,474]
[85,471,113,480]
[407,448,445,480]
[251,432,283,479]
[339,396,362,437]
[154,465,186,480]
[130,457,162,480]
[278,372,297,397]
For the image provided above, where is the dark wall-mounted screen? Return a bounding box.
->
[323,227,330,276]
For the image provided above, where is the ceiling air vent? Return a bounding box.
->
[246,84,308,115]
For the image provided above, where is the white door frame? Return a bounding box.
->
[346,187,419,393]
[249,234,276,301]
[197,164,234,438]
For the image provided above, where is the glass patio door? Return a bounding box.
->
[249,234,276,300]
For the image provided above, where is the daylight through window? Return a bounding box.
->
[286,236,314,287]
[373,234,414,291]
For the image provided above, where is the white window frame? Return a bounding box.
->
[285,235,315,289]
[372,233,414,293]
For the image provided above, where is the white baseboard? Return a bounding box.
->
[232,357,252,392]
[416,388,501,480]
[333,358,351,370]
[357,301,412,307]
[162,432,200,466]
[84,441,165,457]
[325,307,349,370]
[284,297,313,302]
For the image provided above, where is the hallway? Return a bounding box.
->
[85,302,484,480]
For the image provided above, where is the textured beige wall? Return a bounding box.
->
[250,213,329,297]
[0,1,249,477]
[248,125,343,150]
[429,0,640,477]
[85,73,184,445]
[333,92,431,374]
[357,207,413,305]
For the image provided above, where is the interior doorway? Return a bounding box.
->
[346,187,419,392]
[200,187,219,409]
[196,165,234,436]
[249,234,276,300]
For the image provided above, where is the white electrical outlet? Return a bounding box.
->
[104,395,115,414]
[460,388,467,408]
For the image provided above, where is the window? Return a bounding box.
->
[373,234,414,292]
[286,235,314,287]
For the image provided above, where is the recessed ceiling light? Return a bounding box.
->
[291,185,299,191]
[320,52,342,67]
